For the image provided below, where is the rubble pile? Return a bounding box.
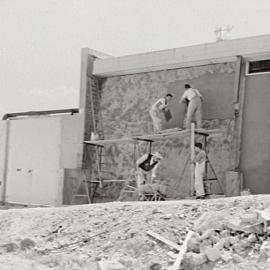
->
[0,196,270,269]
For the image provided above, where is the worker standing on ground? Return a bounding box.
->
[193,142,206,199]
[136,152,163,186]
[179,84,203,129]
[149,93,173,133]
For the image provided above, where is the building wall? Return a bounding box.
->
[98,63,236,199]
[0,114,83,206]
[60,114,84,169]
[241,73,270,194]
[5,117,62,205]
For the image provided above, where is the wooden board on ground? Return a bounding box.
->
[146,230,182,251]
[168,230,194,270]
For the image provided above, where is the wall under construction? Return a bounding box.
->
[69,35,270,202]
[88,62,236,200]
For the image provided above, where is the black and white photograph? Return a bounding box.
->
[1,1,270,269]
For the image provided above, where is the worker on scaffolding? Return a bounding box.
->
[136,152,163,185]
[149,93,173,133]
[192,142,206,199]
[179,84,203,129]
[136,151,165,200]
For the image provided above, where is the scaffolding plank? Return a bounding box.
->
[84,128,222,145]
[84,137,135,146]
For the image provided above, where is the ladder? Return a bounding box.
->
[72,76,110,204]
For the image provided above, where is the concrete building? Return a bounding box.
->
[1,34,270,205]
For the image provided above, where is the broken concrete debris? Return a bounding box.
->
[146,203,270,269]
[20,238,36,251]
[1,196,270,269]
[98,260,127,270]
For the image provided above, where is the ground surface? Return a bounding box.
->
[1,195,270,269]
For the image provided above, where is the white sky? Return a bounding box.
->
[1,0,270,118]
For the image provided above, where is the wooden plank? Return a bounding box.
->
[233,56,243,104]
[84,128,222,146]
[102,179,128,182]
[168,230,194,270]
[234,68,246,170]
[190,123,195,196]
[2,108,79,120]
[84,137,136,145]
[146,230,182,251]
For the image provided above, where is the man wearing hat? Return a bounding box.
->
[136,151,164,186]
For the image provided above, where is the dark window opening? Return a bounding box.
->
[248,59,270,74]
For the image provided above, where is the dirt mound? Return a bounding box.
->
[1,195,270,269]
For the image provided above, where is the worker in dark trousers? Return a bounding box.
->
[136,152,163,186]
[150,94,173,133]
[179,84,203,129]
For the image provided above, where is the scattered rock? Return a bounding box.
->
[1,242,19,253]
[258,208,270,222]
[220,230,229,238]
[247,233,257,243]
[149,263,162,270]
[1,195,270,269]
[213,239,225,250]
[258,241,270,262]
[187,236,200,253]
[232,253,243,264]
[194,211,228,233]
[184,252,207,267]
[241,213,258,224]
[20,238,36,251]
[199,229,215,241]
[98,260,127,270]
[204,246,221,262]
[161,214,173,220]
[152,208,162,215]
[220,251,233,262]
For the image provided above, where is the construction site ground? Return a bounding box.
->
[1,195,270,270]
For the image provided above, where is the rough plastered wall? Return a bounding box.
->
[98,63,236,199]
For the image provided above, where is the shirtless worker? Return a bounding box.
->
[149,93,173,133]
[179,84,203,129]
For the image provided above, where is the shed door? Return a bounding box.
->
[240,73,270,193]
